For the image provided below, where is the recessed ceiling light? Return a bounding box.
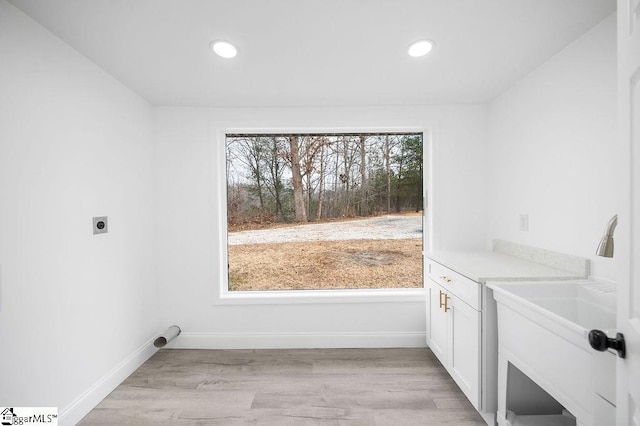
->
[211,40,237,59]
[408,40,434,58]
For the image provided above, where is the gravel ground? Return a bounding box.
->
[228,215,423,245]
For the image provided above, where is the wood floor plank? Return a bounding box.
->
[79,348,485,425]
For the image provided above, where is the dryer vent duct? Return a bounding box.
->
[154,325,181,348]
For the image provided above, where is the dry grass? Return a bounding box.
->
[228,238,423,291]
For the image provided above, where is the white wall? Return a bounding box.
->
[153,105,487,347]
[487,15,618,280]
[0,1,158,423]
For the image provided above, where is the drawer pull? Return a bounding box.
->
[439,290,451,312]
[440,275,452,283]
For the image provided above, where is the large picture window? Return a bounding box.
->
[225,132,424,291]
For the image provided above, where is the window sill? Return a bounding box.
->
[215,288,427,305]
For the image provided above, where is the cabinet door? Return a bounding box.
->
[448,294,481,409]
[427,279,448,365]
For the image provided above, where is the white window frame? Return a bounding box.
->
[212,126,434,305]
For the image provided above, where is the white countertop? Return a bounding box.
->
[428,250,587,283]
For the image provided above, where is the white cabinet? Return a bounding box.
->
[449,292,481,406]
[426,269,481,409]
[425,249,589,426]
[427,278,448,362]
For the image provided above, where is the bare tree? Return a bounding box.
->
[288,136,307,222]
[385,134,391,213]
[234,137,266,210]
[332,139,340,215]
[359,135,367,216]
[300,136,323,218]
[317,138,327,220]
[262,137,285,220]
[339,136,359,216]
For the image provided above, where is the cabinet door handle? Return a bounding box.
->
[444,294,451,312]
[440,275,452,283]
[439,290,445,309]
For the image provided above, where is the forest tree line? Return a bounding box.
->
[226,133,423,225]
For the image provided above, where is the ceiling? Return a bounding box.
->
[8,0,616,107]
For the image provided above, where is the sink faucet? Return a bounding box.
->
[596,214,617,258]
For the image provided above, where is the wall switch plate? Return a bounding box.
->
[519,214,529,232]
[93,216,108,235]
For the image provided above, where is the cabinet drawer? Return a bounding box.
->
[427,260,480,310]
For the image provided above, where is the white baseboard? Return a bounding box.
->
[166,331,427,349]
[58,337,158,426]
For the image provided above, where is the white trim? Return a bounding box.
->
[425,126,437,254]
[58,338,158,426]
[211,124,436,304]
[214,288,426,305]
[165,331,428,349]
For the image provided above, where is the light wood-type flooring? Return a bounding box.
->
[80,348,486,425]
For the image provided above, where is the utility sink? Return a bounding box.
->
[488,280,617,426]
[489,280,616,337]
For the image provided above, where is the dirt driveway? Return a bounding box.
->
[228,214,423,245]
